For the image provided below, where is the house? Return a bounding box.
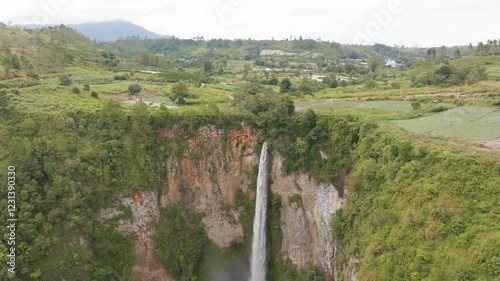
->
[337,75,350,82]
[259,49,296,56]
[385,59,401,68]
[311,75,326,82]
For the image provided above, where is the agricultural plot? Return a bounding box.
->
[91,82,166,94]
[142,96,176,106]
[10,85,105,115]
[357,101,413,112]
[392,106,500,141]
[295,99,361,112]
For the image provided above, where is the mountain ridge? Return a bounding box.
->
[22,20,171,42]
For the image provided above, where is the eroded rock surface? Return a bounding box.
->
[271,152,345,277]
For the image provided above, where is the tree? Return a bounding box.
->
[477,42,485,55]
[170,81,192,104]
[437,46,448,63]
[137,51,161,67]
[215,59,227,74]
[323,73,338,88]
[128,84,142,95]
[468,43,474,53]
[426,48,437,64]
[98,100,126,139]
[280,78,293,93]
[83,84,91,91]
[453,48,462,59]
[367,54,385,72]
[201,59,213,73]
[59,75,72,86]
[435,65,453,79]
[243,63,251,79]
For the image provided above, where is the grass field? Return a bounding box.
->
[392,106,500,141]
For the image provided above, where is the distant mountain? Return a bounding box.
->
[23,20,171,42]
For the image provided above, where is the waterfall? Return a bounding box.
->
[249,142,269,281]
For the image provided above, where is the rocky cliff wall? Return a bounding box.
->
[270,152,345,277]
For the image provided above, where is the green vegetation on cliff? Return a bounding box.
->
[333,127,500,280]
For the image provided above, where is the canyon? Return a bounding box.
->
[100,124,346,280]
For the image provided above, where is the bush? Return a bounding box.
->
[128,84,142,95]
[429,105,448,112]
[72,86,80,94]
[411,101,421,110]
[365,80,377,89]
[114,74,128,81]
[288,194,303,208]
[27,71,39,80]
[83,84,91,91]
[59,75,72,86]
[91,91,98,98]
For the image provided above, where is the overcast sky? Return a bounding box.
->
[1,0,497,47]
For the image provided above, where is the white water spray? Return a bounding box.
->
[249,142,269,281]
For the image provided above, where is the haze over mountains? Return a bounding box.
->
[22,20,171,42]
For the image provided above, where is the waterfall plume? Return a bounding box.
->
[249,142,269,281]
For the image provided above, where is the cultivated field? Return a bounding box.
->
[392,106,500,141]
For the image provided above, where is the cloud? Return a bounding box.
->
[289,7,330,16]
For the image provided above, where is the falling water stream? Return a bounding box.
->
[249,142,269,281]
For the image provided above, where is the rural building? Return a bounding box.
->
[259,49,296,56]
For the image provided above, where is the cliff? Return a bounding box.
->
[99,123,344,280]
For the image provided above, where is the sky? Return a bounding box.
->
[0,0,498,47]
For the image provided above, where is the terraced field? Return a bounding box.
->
[393,106,500,141]
[356,100,413,111]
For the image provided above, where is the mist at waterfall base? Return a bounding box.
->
[249,142,269,281]
[207,257,249,281]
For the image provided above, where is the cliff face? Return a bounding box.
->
[161,124,259,248]
[100,124,345,279]
[271,152,345,277]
